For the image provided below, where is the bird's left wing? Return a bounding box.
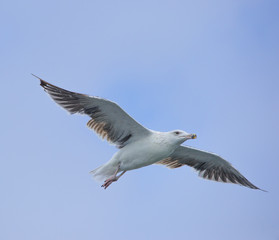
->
[36,75,151,148]
[156,146,264,190]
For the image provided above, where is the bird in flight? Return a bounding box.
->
[35,74,263,190]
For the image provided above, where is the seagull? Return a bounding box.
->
[35,74,263,191]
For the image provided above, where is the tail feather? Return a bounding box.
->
[90,164,116,182]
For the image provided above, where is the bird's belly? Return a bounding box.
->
[117,141,174,171]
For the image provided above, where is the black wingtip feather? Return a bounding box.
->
[31,73,49,88]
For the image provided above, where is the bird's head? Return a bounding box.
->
[169,130,197,145]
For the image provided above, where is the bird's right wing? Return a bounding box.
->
[36,75,151,148]
[156,146,264,190]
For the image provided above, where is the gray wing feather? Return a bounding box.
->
[157,146,264,191]
[37,76,151,148]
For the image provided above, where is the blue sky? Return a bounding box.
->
[1,0,279,239]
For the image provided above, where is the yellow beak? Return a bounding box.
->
[191,134,197,139]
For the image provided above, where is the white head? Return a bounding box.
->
[168,130,197,145]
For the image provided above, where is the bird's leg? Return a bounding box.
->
[101,165,126,189]
[101,171,126,189]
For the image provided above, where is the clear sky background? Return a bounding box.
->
[1,0,279,239]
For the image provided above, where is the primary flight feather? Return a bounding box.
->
[35,74,263,190]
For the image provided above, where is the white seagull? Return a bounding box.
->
[36,75,263,190]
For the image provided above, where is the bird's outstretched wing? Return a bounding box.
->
[36,75,151,148]
[156,146,264,191]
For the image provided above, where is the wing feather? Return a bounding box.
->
[156,145,264,191]
[36,75,151,148]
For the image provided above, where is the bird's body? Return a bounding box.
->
[93,131,182,180]
[35,74,264,191]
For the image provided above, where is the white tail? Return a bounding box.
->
[90,164,117,181]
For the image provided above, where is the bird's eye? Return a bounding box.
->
[174,131,180,135]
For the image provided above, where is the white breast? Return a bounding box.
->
[114,131,177,171]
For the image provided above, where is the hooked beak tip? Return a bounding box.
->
[191,134,197,139]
